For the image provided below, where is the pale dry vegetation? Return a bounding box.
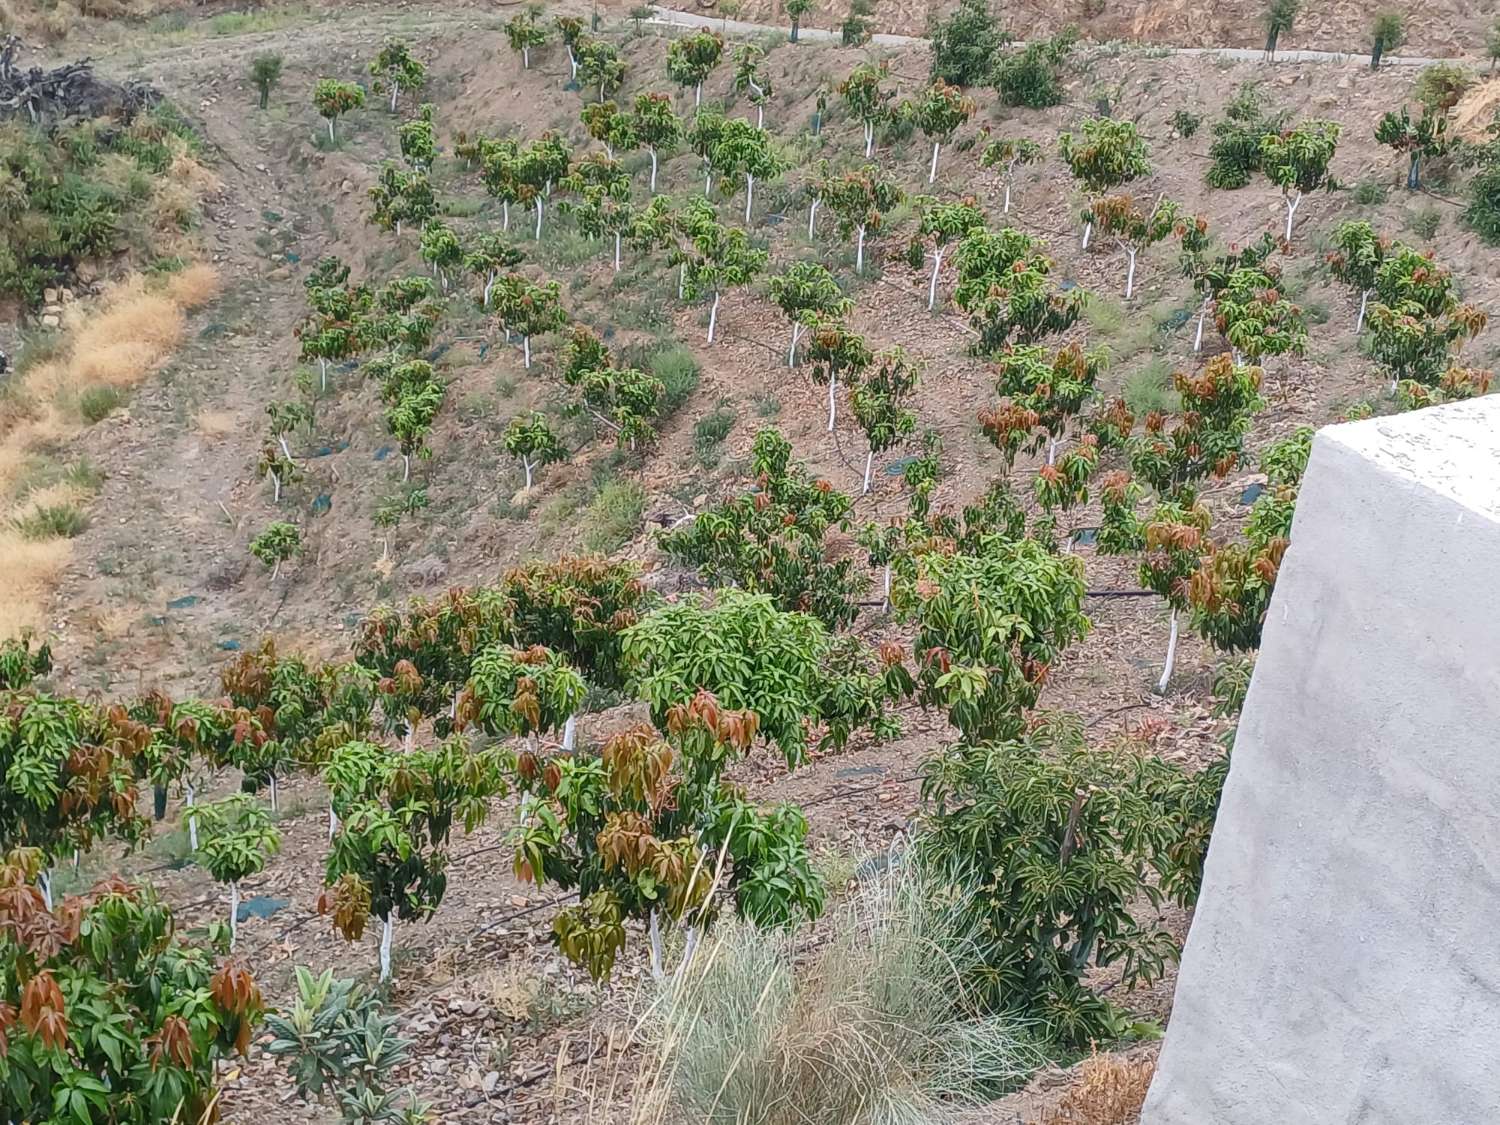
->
[1036,1052,1156,1125]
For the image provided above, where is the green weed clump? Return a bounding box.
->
[582,479,646,553]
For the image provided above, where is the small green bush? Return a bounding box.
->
[1124,358,1177,416]
[1465,165,1500,246]
[650,343,701,418]
[1413,63,1471,113]
[1171,108,1202,138]
[1405,206,1442,241]
[582,479,646,553]
[1351,179,1388,206]
[78,385,122,423]
[15,503,89,540]
[1205,86,1283,190]
[928,0,1008,87]
[992,29,1077,109]
[692,407,737,468]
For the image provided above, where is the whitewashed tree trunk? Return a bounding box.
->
[1157,607,1179,694]
[523,335,532,369]
[927,248,944,310]
[928,140,941,183]
[827,374,837,431]
[502,201,510,231]
[756,102,764,129]
[268,773,278,813]
[329,804,339,840]
[379,914,395,982]
[523,457,534,490]
[402,453,411,483]
[678,262,687,300]
[882,564,891,612]
[272,559,282,581]
[563,713,578,751]
[186,782,198,851]
[649,909,664,980]
[1194,298,1208,353]
[613,231,622,271]
[389,86,399,113]
[395,219,402,238]
[707,291,721,343]
[39,871,53,911]
[271,471,281,504]
[327,118,335,143]
[523,46,530,68]
[705,170,713,195]
[787,321,801,367]
[1284,191,1302,242]
[1124,247,1138,299]
[695,82,702,109]
[229,882,241,950]
[744,174,754,223]
[856,226,866,274]
[1081,220,1093,250]
[864,120,874,157]
[649,147,659,192]
[318,357,328,393]
[1003,180,1012,214]
[862,449,874,494]
[1048,438,1058,466]
[567,46,578,80]
[1357,288,1370,334]
[535,197,544,240]
[807,197,821,240]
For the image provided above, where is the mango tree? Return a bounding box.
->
[0,630,51,690]
[576,38,627,104]
[666,29,724,109]
[464,232,524,308]
[581,100,636,160]
[1260,119,1340,241]
[1367,248,1488,389]
[913,79,976,183]
[504,412,567,490]
[851,347,921,493]
[569,361,666,449]
[660,428,867,628]
[374,486,429,563]
[397,103,436,170]
[313,78,364,143]
[805,314,874,432]
[418,219,462,291]
[767,259,851,366]
[839,61,894,158]
[1058,116,1150,248]
[821,164,903,274]
[367,162,436,237]
[1374,104,1448,190]
[377,359,445,479]
[1325,219,1388,333]
[1086,193,1181,299]
[369,38,426,113]
[1214,265,1309,371]
[556,15,586,82]
[0,852,265,1123]
[709,118,783,223]
[560,154,634,270]
[501,277,567,369]
[505,9,547,69]
[980,342,1104,466]
[1179,225,1280,353]
[251,521,302,580]
[631,91,682,192]
[912,195,985,310]
[980,135,1042,214]
[195,794,280,950]
[675,207,769,343]
[785,0,813,40]
[479,138,524,231]
[732,43,775,128]
[953,226,1085,353]
[519,132,574,240]
[686,105,729,195]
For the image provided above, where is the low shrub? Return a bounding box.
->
[1465,164,1500,245]
[14,502,89,540]
[649,342,701,418]
[77,383,123,422]
[582,478,646,553]
[692,405,736,468]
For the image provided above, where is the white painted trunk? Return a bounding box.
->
[568,47,577,80]
[927,249,943,310]
[1048,437,1058,466]
[1125,248,1138,299]
[535,196,544,240]
[1157,607,1179,695]
[271,471,281,505]
[649,147,659,192]
[379,914,394,982]
[279,435,292,461]
[229,882,240,950]
[678,262,687,300]
[928,140,940,183]
[187,783,198,851]
[862,449,873,494]
[268,773,278,813]
[563,713,578,751]
[695,82,702,108]
[483,273,496,308]
[707,292,721,343]
[649,909,664,980]
[389,86,399,113]
[807,197,821,240]
[327,118,335,143]
[523,457,534,490]
[856,226,866,274]
[39,871,53,911]
[613,232,622,271]
[1003,181,1012,214]
[1194,300,1207,353]
[1284,192,1301,242]
[522,46,530,68]
[271,559,282,581]
[319,358,328,393]
[1082,220,1093,250]
[329,804,338,840]
[827,374,837,431]
[523,335,532,369]
[705,171,713,195]
[864,120,874,157]
[502,201,509,231]
[756,102,764,129]
[1357,289,1370,334]
[402,453,411,483]
[745,174,754,223]
[788,321,801,367]
[882,564,891,611]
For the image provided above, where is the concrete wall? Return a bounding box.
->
[1142,397,1500,1124]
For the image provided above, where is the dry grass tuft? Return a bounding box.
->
[1037,1052,1156,1125]
[0,530,73,640]
[196,409,238,439]
[165,262,223,309]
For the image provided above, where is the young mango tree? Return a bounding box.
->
[1260,119,1340,242]
[631,91,682,192]
[767,259,851,366]
[911,195,986,310]
[821,164,904,274]
[839,61,894,158]
[675,209,769,344]
[733,43,775,128]
[981,342,1105,466]
[666,29,725,109]
[953,226,1086,354]
[464,232,525,309]
[576,38,627,104]
[505,9,547,69]
[707,117,783,223]
[556,15,586,82]
[1087,193,1181,299]
[397,103,436,170]
[851,346,921,493]
[1367,247,1488,390]
[805,314,874,432]
[785,0,814,40]
[1179,225,1280,353]
[0,852,266,1122]
[560,154,634,270]
[581,100,636,160]
[1058,116,1151,248]
[1374,104,1449,190]
[912,78,976,183]
[506,278,567,369]
[503,412,566,491]
[196,794,281,950]
[418,219,462,291]
[1325,219,1388,333]
[519,132,574,240]
[369,38,426,113]
[251,521,302,580]
[313,78,365,143]
[367,162,436,237]
[1214,265,1309,372]
[980,135,1043,214]
[479,138,524,232]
